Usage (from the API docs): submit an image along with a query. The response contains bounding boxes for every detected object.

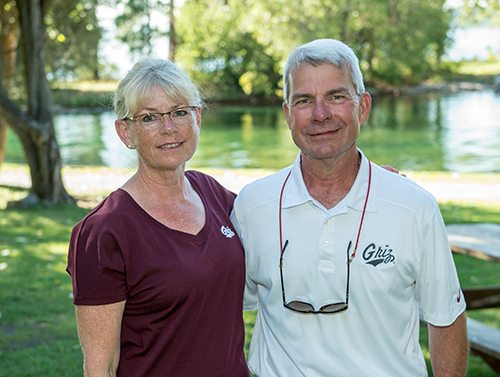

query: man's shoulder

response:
[373,163,438,212]
[235,167,291,209]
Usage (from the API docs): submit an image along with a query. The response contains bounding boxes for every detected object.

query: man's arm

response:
[428,311,468,377]
[75,300,126,377]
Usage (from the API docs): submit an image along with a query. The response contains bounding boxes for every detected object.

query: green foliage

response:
[451,0,500,28]
[175,0,452,99]
[113,0,170,60]
[176,0,282,101]
[44,0,102,81]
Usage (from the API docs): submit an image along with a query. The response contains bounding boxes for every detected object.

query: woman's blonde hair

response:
[114,58,203,119]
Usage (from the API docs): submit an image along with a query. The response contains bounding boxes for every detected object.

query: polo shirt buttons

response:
[324,241,330,247]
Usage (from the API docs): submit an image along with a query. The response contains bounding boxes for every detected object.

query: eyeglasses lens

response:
[136,107,196,129]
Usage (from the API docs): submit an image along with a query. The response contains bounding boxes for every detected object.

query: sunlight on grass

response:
[51,80,119,92]
[439,201,500,225]
[457,61,500,76]
[0,180,499,376]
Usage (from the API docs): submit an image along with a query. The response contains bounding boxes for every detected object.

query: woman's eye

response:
[142,114,157,123]
[173,110,189,118]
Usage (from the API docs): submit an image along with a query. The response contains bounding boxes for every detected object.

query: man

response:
[231,39,468,377]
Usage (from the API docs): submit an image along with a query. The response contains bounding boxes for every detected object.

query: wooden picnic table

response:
[445,223,500,372]
[447,223,500,263]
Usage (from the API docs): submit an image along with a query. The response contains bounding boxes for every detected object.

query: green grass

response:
[0,188,89,376]
[439,60,500,85]
[455,60,500,77]
[0,177,499,376]
[50,80,118,109]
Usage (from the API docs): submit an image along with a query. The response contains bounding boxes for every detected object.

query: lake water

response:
[5,89,500,173]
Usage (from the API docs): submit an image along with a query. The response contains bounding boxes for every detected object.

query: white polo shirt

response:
[231,150,465,377]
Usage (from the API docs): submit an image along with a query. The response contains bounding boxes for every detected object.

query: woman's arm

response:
[75,300,126,377]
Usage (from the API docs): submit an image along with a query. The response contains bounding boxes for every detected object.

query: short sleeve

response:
[231,205,260,311]
[415,206,466,326]
[67,208,129,306]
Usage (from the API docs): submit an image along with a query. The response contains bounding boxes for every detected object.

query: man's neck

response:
[301,149,361,210]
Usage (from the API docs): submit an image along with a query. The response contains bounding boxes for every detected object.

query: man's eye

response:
[294,99,310,106]
[331,95,346,102]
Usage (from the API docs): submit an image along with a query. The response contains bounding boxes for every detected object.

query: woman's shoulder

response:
[186,170,234,194]
[74,189,136,232]
[185,170,236,209]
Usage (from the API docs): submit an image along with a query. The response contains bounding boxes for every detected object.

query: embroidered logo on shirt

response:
[221,225,235,238]
[362,243,396,267]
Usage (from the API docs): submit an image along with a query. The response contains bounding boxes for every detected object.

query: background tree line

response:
[0,0,498,206]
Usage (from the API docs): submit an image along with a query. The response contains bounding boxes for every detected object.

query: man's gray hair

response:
[283,39,365,104]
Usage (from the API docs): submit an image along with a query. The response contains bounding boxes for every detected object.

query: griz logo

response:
[362,243,396,267]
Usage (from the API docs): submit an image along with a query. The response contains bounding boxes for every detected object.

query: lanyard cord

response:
[279,160,372,265]
[349,161,372,264]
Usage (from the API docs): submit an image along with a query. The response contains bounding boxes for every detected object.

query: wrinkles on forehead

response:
[288,63,356,102]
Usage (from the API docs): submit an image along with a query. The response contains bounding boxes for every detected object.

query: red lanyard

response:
[279,160,372,265]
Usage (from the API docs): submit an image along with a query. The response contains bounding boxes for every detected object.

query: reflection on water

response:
[362,90,500,173]
[4,90,500,173]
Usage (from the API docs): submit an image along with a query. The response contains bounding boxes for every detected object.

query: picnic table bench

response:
[446,223,500,373]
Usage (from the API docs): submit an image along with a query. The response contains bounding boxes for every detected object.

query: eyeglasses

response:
[278,161,372,314]
[122,106,198,129]
[280,239,352,314]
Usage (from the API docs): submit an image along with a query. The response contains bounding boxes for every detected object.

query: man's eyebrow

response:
[325,87,352,96]
[290,92,313,103]
[291,87,354,103]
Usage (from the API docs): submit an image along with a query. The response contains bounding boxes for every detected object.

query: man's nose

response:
[311,101,332,122]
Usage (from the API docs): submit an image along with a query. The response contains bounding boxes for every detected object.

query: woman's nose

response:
[159,114,178,135]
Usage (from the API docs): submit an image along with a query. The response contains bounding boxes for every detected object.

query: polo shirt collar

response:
[281,149,378,213]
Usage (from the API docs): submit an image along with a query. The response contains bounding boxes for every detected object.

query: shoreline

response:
[1,164,499,204]
[50,81,499,113]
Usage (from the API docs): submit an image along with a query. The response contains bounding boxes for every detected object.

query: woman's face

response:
[115,87,201,173]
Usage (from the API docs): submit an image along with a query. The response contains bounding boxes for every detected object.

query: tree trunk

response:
[0,0,20,171]
[169,0,175,60]
[0,0,74,207]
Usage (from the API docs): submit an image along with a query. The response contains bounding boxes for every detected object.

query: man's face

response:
[283,63,371,164]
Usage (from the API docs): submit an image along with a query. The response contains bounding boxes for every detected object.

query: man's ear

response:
[283,101,292,130]
[358,92,372,125]
[115,119,134,149]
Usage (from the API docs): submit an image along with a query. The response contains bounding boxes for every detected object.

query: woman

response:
[67,58,250,376]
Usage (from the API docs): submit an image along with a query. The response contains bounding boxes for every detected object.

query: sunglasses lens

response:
[320,303,348,313]
[286,301,315,312]
[286,301,347,313]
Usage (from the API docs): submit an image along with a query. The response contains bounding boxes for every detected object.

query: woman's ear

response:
[115,119,134,149]
[195,106,202,132]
